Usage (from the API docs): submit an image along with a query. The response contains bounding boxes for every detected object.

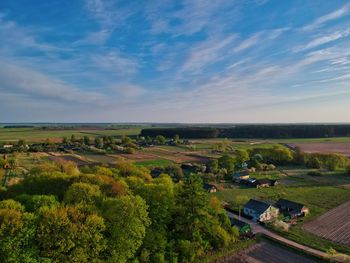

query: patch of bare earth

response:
[289,142,350,156]
[303,200,350,247]
[215,242,318,263]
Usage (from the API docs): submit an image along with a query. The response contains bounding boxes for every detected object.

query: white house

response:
[243,199,279,222]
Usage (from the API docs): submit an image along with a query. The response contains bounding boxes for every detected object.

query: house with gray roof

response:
[243,199,279,222]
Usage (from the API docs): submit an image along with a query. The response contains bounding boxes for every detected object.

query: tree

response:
[232,195,249,219]
[174,134,180,143]
[173,174,237,261]
[36,206,106,262]
[83,136,90,145]
[70,134,76,143]
[235,149,249,168]
[134,175,175,262]
[155,135,166,145]
[0,200,38,262]
[102,195,150,262]
[164,164,184,182]
[206,159,219,173]
[62,137,68,144]
[218,155,235,173]
[94,137,103,148]
[64,182,102,205]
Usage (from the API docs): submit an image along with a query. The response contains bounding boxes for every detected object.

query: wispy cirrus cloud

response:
[302,3,350,31]
[293,30,350,52]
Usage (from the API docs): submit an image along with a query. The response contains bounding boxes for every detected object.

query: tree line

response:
[141,124,350,139]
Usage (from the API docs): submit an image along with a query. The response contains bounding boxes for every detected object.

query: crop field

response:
[225,242,318,263]
[47,154,90,166]
[303,200,350,247]
[0,127,142,142]
[288,142,350,156]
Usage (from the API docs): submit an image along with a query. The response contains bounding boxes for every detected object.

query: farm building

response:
[243,199,279,222]
[253,179,278,188]
[239,178,277,188]
[203,183,217,193]
[276,199,309,218]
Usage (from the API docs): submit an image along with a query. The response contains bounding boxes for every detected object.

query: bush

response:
[272,220,290,232]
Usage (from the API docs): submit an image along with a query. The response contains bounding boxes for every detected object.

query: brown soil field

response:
[144,147,209,163]
[216,242,318,263]
[47,154,90,167]
[303,200,350,247]
[289,142,350,156]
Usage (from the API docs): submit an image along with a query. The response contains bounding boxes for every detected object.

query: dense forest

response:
[0,161,239,263]
[141,124,350,139]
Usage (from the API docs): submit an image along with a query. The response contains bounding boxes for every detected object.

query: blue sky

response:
[1,0,350,123]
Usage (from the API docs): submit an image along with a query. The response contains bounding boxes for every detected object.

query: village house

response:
[243,199,279,222]
[276,199,309,218]
[203,183,217,193]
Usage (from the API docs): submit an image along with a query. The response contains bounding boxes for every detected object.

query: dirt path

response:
[226,211,328,260]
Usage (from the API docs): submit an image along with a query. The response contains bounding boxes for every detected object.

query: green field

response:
[0,127,142,142]
[135,159,174,168]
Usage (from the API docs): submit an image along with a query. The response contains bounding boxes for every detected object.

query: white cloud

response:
[180,34,237,73]
[293,30,350,52]
[0,62,106,105]
[91,51,139,75]
[302,3,350,31]
[233,28,288,53]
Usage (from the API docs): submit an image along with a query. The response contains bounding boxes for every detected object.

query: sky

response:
[1,0,350,123]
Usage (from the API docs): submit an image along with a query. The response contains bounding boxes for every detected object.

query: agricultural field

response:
[222,241,319,263]
[304,200,350,247]
[0,127,142,142]
[288,142,350,156]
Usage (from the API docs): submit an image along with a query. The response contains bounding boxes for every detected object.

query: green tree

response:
[102,195,150,262]
[155,135,166,145]
[218,155,235,173]
[83,136,90,145]
[206,159,219,173]
[64,182,102,206]
[37,206,106,262]
[0,200,38,262]
[235,149,249,168]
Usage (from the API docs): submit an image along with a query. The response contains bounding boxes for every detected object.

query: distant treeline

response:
[3,125,34,128]
[141,125,350,139]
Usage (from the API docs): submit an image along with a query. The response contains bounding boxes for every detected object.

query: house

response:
[233,170,250,182]
[3,145,13,149]
[203,183,217,193]
[276,199,309,218]
[253,179,278,188]
[243,199,279,222]
[230,218,251,235]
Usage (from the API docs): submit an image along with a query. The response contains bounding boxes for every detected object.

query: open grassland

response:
[220,241,319,263]
[304,200,350,247]
[0,127,142,142]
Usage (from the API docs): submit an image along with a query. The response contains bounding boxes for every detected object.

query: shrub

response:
[272,220,290,232]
